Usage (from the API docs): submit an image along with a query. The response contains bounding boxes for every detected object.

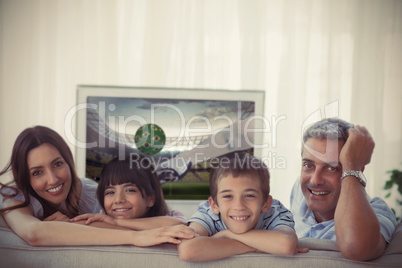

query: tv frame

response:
[74,85,265,199]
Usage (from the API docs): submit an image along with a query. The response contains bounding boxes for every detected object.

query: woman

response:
[0,126,196,246]
[0,126,99,220]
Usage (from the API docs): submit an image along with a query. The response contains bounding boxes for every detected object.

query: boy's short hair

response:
[209,152,270,204]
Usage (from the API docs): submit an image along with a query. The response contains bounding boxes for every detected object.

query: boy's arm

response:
[216,227,298,256]
[178,222,255,262]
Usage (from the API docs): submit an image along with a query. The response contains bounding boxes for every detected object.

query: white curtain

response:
[1,0,401,213]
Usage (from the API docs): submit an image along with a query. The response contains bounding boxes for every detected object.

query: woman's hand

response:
[70,213,117,226]
[132,225,199,247]
[43,211,70,222]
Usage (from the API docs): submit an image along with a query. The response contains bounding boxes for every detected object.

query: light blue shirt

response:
[189,199,295,236]
[290,178,397,243]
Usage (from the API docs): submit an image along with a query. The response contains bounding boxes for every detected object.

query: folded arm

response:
[215,227,298,256]
[178,222,255,262]
[335,177,386,260]
[2,200,196,247]
[336,126,386,260]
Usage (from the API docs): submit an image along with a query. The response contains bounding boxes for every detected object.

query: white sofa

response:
[1,216,401,268]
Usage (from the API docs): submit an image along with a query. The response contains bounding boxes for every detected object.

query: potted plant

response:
[384,168,402,224]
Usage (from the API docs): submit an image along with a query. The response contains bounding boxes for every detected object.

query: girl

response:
[71,155,187,230]
[0,126,197,247]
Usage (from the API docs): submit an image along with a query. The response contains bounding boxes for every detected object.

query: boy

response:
[178,153,303,262]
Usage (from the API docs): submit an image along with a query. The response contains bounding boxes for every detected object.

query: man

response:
[290,118,397,261]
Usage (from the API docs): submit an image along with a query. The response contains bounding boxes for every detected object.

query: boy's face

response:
[209,174,272,234]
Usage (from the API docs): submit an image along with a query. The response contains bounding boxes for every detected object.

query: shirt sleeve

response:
[79,178,102,214]
[188,200,224,236]
[0,187,44,219]
[166,210,187,221]
[370,197,398,243]
[260,199,295,231]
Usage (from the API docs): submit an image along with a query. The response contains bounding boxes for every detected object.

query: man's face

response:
[209,174,272,234]
[301,138,345,222]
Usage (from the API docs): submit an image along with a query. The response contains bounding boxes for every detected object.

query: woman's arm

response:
[2,200,196,246]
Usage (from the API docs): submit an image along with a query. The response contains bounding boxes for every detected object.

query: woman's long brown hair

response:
[0,126,81,219]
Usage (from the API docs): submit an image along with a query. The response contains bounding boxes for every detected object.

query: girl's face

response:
[103,183,155,219]
[28,143,72,206]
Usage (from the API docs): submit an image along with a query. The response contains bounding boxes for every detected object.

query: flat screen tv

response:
[73,85,265,200]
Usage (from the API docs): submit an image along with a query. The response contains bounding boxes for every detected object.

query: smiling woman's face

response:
[300,138,345,223]
[28,143,72,206]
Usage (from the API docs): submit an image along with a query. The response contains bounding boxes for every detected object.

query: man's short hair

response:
[209,152,270,204]
[303,118,354,144]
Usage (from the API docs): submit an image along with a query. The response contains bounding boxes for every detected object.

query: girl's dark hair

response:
[96,154,168,217]
[0,126,81,219]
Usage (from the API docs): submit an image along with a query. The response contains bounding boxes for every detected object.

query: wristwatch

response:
[340,170,367,187]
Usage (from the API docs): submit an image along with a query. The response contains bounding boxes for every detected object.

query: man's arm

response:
[215,227,298,256]
[177,222,255,262]
[335,125,386,261]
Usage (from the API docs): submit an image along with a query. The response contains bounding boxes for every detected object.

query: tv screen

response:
[73,85,265,200]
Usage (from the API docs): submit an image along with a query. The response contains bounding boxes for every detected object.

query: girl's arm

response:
[2,200,196,247]
[44,211,133,230]
[116,216,186,230]
[71,213,186,230]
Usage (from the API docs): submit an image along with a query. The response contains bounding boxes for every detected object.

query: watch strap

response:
[340,170,366,187]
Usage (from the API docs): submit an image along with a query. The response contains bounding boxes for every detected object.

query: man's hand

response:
[339,125,375,172]
[295,246,309,254]
[43,211,70,222]
[70,213,117,226]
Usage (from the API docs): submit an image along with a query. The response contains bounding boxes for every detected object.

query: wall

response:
[0,0,401,215]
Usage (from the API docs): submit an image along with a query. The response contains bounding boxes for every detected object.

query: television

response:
[72,85,265,201]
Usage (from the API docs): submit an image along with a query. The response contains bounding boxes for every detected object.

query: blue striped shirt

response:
[189,199,295,236]
[290,178,397,243]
